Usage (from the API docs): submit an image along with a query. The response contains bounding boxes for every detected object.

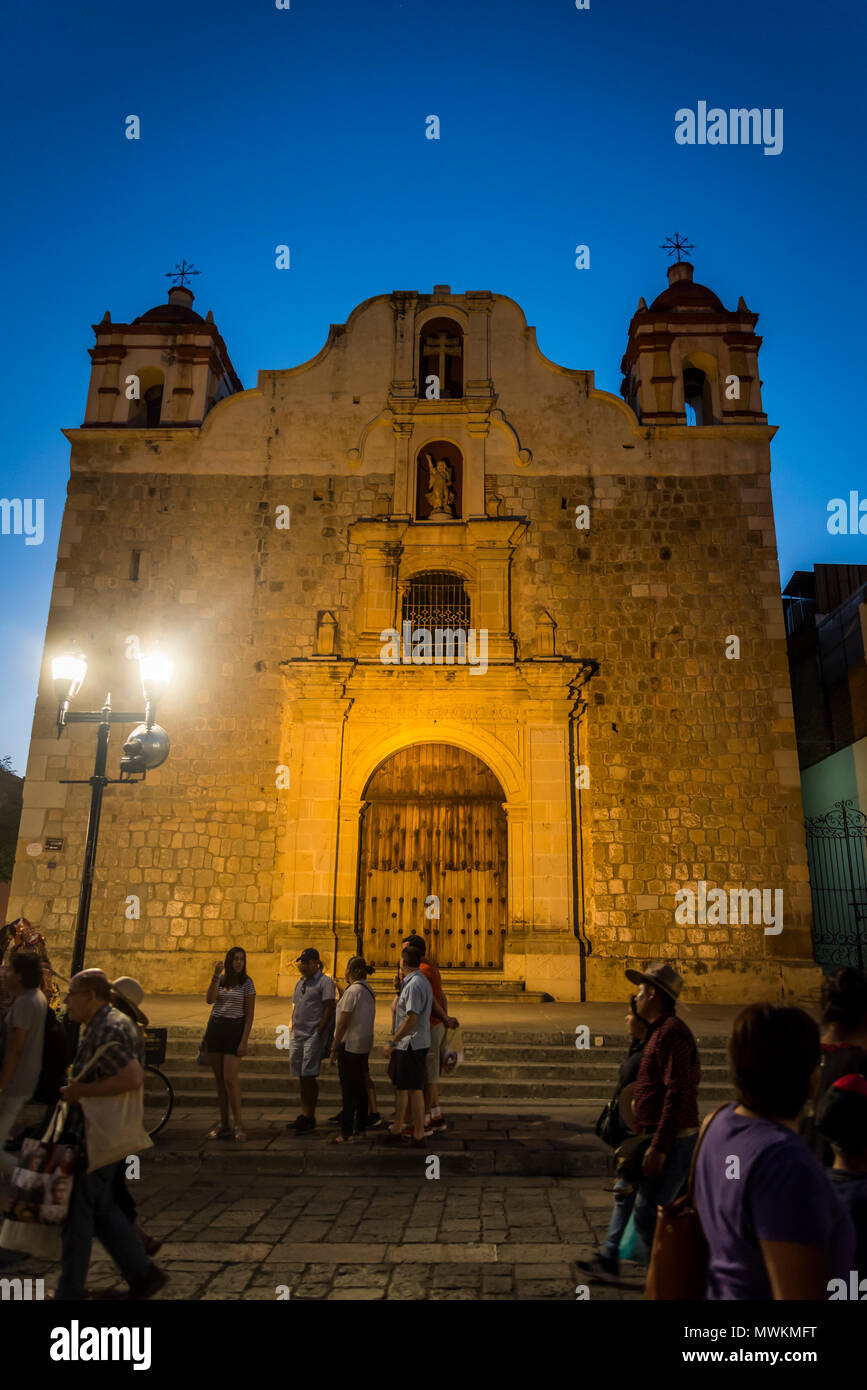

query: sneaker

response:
[128,1265,169,1301]
[575,1254,621,1285]
[366,1112,385,1129]
[292,1115,316,1134]
[430,1116,448,1132]
[327,1111,345,1125]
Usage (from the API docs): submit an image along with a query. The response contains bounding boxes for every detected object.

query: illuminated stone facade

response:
[7,271,819,1002]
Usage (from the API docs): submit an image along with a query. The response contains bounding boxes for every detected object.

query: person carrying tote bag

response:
[52,968,167,1302]
[74,1041,153,1172]
[644,1104,728,1300]
[0,1102,78,1260]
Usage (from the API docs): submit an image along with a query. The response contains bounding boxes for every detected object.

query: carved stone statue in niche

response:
[424,452,456,519]
[415,440,462,520]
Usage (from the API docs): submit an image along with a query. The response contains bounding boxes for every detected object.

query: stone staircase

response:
[359,972,551,1004]
[141,1026,735,1175]
[152,1028,735,1113]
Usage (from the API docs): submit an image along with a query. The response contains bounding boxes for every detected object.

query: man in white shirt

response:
[384,945,432,1144]
[0,951,47,1172]
[288,948,336,1134]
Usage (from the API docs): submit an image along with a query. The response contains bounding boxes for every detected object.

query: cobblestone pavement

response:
[1,1160,646,1302]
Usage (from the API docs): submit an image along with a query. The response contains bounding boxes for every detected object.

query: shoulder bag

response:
[644,1104,729,1300]
[76,1041,154,1174]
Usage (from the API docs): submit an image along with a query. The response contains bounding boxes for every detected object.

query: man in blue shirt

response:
[384,945,432,1144]
[288,948,336,1134]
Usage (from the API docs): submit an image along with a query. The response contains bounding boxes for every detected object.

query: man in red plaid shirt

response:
[625,962,701,1264]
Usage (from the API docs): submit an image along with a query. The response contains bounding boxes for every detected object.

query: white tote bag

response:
[440,1023,464,1073]
[76,1043,154,1174]
[0,1101,72,1259]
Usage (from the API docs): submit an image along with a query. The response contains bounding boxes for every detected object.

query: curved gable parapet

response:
[587,384,641,431]
[260,292,397,384]
[487,297,641,442]
[199,384,263,436]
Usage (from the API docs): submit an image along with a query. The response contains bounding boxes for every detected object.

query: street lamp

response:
[51,647,173,985]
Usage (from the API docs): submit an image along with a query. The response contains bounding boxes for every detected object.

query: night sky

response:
[1,0,865,769]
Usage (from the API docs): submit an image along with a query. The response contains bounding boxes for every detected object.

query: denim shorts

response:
[289,1030,323,1078]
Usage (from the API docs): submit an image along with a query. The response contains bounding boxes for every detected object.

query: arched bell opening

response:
[127,366,165,427]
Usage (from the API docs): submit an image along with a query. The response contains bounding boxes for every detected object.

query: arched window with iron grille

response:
[401,571,471,634]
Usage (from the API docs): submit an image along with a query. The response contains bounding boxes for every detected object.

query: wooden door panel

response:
[358,745,507,970]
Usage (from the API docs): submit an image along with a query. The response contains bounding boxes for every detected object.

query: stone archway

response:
[357,742,507,970]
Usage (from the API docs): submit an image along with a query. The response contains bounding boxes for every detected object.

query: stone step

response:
[158,1056,732,1081]
[158,1039,730,1063]
[144,1135,614,1178]
[153,1025,732,1048]
[365,980,551,1000]
[158,1080,735,1105]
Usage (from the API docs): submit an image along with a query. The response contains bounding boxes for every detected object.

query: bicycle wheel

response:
[143,1065,174,1137]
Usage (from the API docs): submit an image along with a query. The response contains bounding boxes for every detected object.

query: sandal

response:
[207,1124,232,1140]
[329,1133,351,1144]
[234,1127,247,1143]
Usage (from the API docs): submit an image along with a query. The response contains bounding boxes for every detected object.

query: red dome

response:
[649,279,724,312]
[132,303,204,325]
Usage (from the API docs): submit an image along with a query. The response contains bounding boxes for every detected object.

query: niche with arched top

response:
[415,440,463,520]
[418,317,463,399]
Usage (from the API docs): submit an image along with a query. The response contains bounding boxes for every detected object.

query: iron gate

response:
[805,799,867,970]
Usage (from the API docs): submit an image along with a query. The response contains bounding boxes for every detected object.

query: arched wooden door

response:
[357,743,507,970]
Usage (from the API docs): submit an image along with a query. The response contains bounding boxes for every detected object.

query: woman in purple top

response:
[694,1004,855,1300]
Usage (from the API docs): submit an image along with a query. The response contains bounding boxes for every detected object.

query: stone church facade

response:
[8,265,818,1001]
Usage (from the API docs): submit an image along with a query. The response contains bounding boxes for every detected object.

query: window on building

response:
[419,318,463,399]
[401,571,470,634]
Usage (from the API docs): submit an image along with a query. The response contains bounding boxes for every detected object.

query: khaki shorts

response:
[425,1023,445,1084]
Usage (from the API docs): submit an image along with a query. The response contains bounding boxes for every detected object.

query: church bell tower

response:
[620,258,767,427]
[82,273,242,428]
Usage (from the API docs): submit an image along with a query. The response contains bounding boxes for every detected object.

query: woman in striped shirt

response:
[203,946,255,1142]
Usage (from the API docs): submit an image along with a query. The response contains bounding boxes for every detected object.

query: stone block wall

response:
[495,467,814,1001]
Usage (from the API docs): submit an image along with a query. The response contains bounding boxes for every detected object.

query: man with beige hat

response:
[109,976,149,1028]
[624,961,701,1265]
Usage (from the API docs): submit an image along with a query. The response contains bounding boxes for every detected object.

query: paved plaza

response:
[0,1000,744,1301]
[1,1161,645,1301]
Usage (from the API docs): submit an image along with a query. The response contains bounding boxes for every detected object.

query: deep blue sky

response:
[1,0,865,772]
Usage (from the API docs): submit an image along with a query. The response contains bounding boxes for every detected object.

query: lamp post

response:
[52,649,173,984]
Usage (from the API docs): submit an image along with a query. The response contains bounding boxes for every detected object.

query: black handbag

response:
[595,1097,625,1149]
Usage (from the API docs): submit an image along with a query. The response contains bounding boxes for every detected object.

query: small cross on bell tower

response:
[164,259,201,312]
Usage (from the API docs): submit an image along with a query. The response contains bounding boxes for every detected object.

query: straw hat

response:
[110,976,149,1027]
